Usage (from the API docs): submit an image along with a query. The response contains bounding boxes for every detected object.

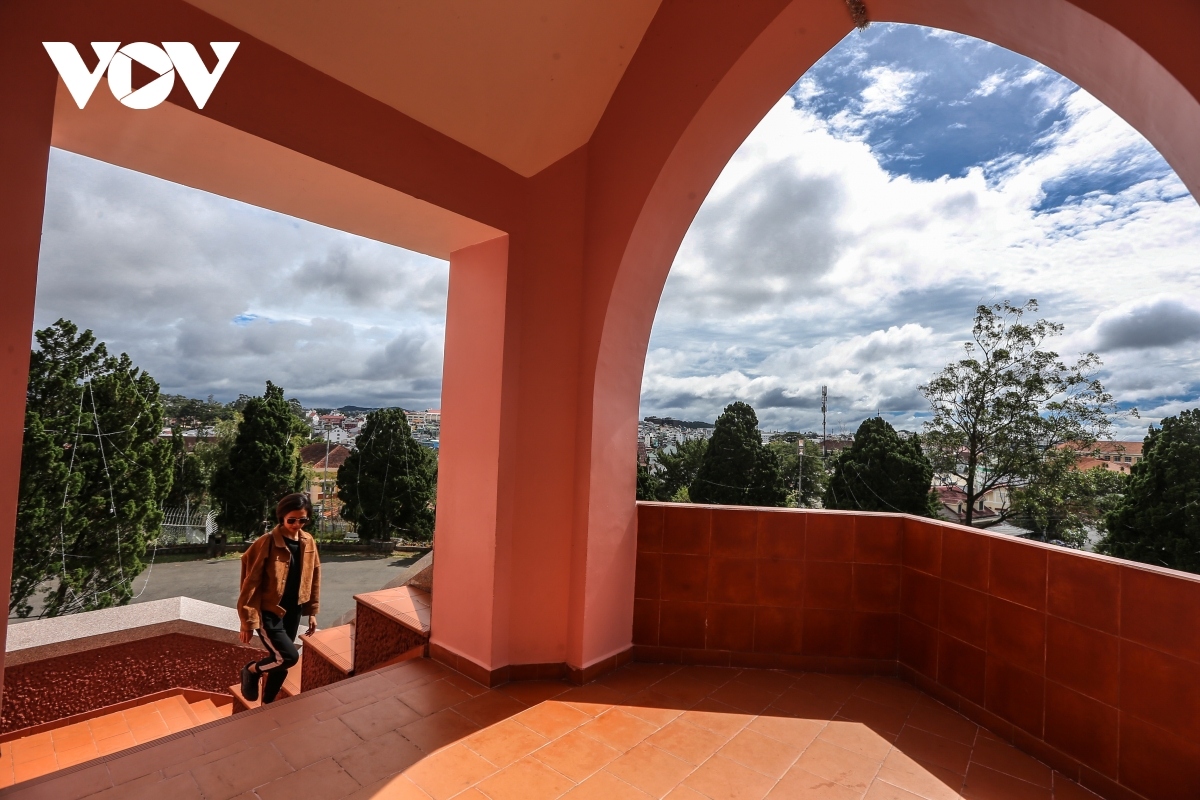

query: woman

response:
[236,493,321,704]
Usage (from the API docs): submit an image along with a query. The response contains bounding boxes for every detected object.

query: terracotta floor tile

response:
[9,732,54,762]
[853,679,923,714]
[155,697,200,733]
[399,707,479,754]
[905,699,980,747]
[338,695,422,740]
[600,663,679,695]
[474,755,575,800]
[88,770,200,800]
[532,729,621,782]
[664,785,711,800]
[678,702,753,738]
[968,737,1052,789]
[730,670,797,696]
[453,689,527,727]
[677,666,740,686]
[877,750,964,799]
[466,718,550,768]
[683,754,777,800]
[648,675,718,707]
[329,673,399,705]
[963,763,1052,800]
[382,658,449,690]
[707,681,783,715]
[819,720,894,761]
[89,713,132,740]
[795,738,882,793]
[836,696,910,738]
[255,757,361,800]
[497,680,573,706]
[271,717,363,769]
[334,730,424,787]
[719,728,805,779]
[1050,774,1101,800]
[107,731,205,786]
[768,767,864,800]
[343,773,431,800]
[563,768,655,799]
[622,692,688,726]
[55,741,100,768]
[746,714,825,747]
[441,670,491,698]
[516,702,594,740]
[404,743,498,800]
[50,721,94,751]
[894,727,972,776]
[399,679,474,716]
[645,718,729,765]
[791,673,863,704]
[189,742,295,800]
[94,731,139,757]
[0,757,14,789]
[127,716,171,745]
[578,709,659,752]
[770,686,845,720]
[13,753,60,784]
[605,742,696,797]
[864,779,927,800]
[557,684,629,716]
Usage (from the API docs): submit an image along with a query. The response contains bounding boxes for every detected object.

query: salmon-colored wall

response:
[633,503,1200,800]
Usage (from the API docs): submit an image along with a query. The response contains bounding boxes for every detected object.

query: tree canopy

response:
[690,402,786,507]
[1099,410,1200,573]
[920,300,1120,526]
[210,382,307,537]
[338,408,437,541]
[823,417,934,515]
[15,320,172,617]
[767,438,827,508]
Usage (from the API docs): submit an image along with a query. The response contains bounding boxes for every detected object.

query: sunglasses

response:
[283,517,309,525]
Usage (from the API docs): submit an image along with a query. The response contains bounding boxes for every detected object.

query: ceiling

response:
[183,0,663,177]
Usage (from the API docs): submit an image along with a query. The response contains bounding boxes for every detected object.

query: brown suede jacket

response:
[236,525,321,632]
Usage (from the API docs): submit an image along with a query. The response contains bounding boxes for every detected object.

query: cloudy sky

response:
[36,24,1200,434]
[643,24,1200,438]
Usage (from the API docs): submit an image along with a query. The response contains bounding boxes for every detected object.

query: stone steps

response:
[0,690,234,788]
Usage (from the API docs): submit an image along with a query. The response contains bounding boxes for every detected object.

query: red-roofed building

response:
[299,442,352,514]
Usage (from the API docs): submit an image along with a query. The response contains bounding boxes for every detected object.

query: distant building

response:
[1065,441,1144,474]
[299,442,352,517]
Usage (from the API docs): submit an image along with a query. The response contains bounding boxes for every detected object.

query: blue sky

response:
[642,24,1200,438]
[35,24,1200,436]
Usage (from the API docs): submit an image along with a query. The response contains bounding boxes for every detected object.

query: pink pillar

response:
[0,6,58,699]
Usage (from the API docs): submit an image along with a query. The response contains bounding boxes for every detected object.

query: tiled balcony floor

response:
[0,659,1100,800]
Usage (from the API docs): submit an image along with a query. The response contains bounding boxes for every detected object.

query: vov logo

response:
[42,42,239,110]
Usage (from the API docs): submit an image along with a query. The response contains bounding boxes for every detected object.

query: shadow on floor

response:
[1,660,1099,799]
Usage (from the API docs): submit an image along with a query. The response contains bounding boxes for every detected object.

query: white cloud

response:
[644,80,1200,432]
[971,71,1007,98]
[858,66,924,116]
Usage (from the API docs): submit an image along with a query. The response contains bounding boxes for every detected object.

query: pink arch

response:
[575,0,1200,662]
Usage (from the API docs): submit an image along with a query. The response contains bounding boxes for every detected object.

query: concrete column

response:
[0,6,59,700]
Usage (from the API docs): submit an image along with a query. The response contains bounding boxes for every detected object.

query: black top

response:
[281,537,302,610]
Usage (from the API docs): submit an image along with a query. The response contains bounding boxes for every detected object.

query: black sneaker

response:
[241,662,260,702]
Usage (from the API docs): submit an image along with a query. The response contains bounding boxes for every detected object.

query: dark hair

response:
[275,492,313,522]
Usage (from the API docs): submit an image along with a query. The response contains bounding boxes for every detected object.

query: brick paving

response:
[0,659,1101,799]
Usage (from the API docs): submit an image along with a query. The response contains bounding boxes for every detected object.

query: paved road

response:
[11,551,425,627]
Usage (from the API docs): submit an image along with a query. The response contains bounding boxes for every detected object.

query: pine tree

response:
[337,409,437,541]
[824,417,934,516]
[210,382,306,537]
[1099,410,1200,573]
[15,320,173,617]
[690,402,786,507]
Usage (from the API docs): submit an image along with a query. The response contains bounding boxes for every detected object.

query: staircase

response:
[0,690,233,788]
[227,585,430,710]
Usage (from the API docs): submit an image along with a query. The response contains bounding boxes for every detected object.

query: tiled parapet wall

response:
[898,515,1200,800]
[633,503,903,671]
[633,502,1200,800]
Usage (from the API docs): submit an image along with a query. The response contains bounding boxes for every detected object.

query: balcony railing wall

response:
[633,502,1200,800]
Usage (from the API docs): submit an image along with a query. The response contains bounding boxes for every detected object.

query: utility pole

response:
[821,385,828,466]
[796,435,803,507]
